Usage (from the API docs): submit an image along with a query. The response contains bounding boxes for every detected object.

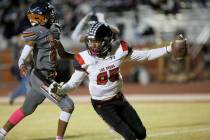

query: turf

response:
[0,102,210,140]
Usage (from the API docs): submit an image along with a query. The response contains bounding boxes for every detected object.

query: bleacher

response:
[0,2,210,87]
[0,48,16,87]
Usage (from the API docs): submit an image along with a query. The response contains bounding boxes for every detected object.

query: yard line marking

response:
[1,93,210,103]
[126,94,210,102]
[149,127,210,137]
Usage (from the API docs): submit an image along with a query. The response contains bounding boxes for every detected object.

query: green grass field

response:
[0,102,210,140]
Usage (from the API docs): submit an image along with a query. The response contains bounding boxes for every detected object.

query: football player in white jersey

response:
[70,12,120,133]
[50,22,172,140]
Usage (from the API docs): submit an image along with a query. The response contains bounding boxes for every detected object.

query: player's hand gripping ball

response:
[171,34,188,61]
[49,82,67,97]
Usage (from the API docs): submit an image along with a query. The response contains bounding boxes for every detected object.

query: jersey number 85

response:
[97,67,119,85]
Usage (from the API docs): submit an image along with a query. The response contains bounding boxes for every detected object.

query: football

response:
[171,34,188,61]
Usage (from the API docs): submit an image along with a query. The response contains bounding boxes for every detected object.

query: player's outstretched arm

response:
[129,34,187,61]
[57,41,74,59]
[129,43,172,61]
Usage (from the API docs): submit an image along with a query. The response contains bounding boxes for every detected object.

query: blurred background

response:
[0,0,210,104]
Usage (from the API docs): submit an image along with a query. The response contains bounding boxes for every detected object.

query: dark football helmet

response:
[86,22,113,58]
[27,2,56,26]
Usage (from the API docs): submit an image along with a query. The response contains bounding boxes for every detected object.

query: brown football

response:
[172,34,187,61]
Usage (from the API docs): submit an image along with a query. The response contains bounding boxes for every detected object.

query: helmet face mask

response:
[27,13,48,26]
[87,39,110,57]
[27,2,56,26]
[86,22,113,58]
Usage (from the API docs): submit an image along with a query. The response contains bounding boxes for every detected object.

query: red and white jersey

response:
[74,40,130,100]
[63,40,170,100]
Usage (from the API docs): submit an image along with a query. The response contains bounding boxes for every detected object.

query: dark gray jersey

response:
[20,24,74,114]
[21,24,60,71]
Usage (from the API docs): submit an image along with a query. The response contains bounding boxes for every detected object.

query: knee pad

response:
[60,102,74,122]
[60,97,75,113]
[59,111,71,122]
[62,102,74,113]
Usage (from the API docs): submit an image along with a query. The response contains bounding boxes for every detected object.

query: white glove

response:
[49,82,68,96]
[49,81,58,93]
[166,42,172,53]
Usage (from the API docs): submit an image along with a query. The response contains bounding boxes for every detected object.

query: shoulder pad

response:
[74,51,95,69]
[115,40,132,58]
[21,27,38,42]
[50,23,61,40]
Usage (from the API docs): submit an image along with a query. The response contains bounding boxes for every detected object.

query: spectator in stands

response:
[161,0,180,17]
[5,1,31,105]
[201,44,210,78]
[9,65,30,105]
[197,0,208,8]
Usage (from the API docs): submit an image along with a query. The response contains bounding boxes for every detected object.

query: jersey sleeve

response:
[115,40,133,59]
[62,69,87,92]
[129,47,168,61]
[21,27,38,42]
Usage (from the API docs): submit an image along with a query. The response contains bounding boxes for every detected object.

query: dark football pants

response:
[91,94,146,140]
[22,69,74,116]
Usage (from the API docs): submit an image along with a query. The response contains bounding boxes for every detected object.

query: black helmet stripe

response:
[88,22,103,39]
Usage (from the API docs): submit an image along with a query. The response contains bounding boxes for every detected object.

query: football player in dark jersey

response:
[0,2,74,140]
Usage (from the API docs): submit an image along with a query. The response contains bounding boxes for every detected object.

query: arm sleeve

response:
[18,44,33,67]
[129,45,171,61]
[71,15,89,42]
[62,70,87,92]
